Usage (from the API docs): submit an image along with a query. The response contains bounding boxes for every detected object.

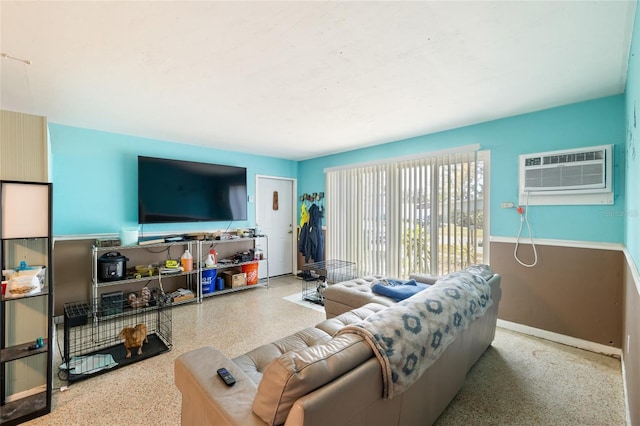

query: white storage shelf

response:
[200,236,269,299]
[91,240,200,304]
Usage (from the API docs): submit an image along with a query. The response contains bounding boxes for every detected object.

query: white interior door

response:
[256,176,295,277]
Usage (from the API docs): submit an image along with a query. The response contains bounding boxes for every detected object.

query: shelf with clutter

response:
[62,231,269,384]
[199,233,268,299]
[91,231,268,304]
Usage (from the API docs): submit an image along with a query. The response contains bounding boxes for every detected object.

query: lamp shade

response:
[1,181,50,239]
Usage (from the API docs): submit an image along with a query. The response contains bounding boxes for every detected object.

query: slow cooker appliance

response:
[98,252,128,282]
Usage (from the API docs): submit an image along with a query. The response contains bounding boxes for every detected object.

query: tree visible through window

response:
[325,148,488,278]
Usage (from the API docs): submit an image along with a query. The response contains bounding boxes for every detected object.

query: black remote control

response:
[216,368,236,386]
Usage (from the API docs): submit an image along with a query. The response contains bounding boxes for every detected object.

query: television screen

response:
[138,156,247,224]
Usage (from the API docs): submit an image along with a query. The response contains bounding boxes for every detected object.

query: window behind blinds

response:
[325,148,487,278]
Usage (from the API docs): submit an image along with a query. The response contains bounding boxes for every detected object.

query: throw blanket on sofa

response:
[337,270,493,399]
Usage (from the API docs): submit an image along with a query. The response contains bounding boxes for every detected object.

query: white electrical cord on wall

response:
[514,191,538,268]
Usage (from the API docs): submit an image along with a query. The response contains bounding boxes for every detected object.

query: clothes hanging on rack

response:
[298,203,324,263]
[299,204,309,229]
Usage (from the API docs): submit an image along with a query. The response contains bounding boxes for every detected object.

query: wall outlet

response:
[501,202,515,209]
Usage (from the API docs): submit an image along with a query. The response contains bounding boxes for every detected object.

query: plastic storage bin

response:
[202,268,217,294]
[242,262,259,285]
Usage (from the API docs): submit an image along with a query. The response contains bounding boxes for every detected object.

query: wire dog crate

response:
[301,259,356,305]
[61,294,172,383]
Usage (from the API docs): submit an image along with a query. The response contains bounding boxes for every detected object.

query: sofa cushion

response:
[315,302,386,336]
[233,327,331,384]
[252,333,374,425]
[323,275,396,314]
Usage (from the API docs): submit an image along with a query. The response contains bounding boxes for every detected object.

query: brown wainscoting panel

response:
[623,260,640,423]
[490,241,623,347]
[53,239,94,316]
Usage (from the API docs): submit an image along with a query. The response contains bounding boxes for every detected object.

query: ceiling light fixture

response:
[1,53,31,65]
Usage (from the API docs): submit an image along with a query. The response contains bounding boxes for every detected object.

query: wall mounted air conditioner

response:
[519,144,613,205]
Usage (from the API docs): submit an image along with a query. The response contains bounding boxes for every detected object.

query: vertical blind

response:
[326,148,486,278]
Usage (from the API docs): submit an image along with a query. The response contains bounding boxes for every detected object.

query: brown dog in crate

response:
[118,323,148,358]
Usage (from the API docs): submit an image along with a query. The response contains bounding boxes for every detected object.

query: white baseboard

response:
[489,236,624,252]
[497,319,622,357]
[621,354,631,426]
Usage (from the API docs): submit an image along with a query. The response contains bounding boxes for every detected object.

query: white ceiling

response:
[0,1,637,161]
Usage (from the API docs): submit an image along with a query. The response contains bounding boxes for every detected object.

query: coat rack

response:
[299,192,325,227]
[300,192,324,203]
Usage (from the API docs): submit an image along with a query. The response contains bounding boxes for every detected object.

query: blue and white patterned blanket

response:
[337,270,493,399]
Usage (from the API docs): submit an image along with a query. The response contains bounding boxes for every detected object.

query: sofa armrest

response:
[409,273,439,285]
[284,358,391,426]
[175,346,264,426]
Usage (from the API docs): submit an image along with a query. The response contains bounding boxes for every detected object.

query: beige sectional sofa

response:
[175,268,501,426]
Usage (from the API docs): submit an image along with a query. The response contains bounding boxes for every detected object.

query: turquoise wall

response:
[50,76,630,246]
[625,3,640,267]
[49,124,297,236]
[299,96,626,243]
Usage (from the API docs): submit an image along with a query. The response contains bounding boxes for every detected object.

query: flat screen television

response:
[138,156,247,224]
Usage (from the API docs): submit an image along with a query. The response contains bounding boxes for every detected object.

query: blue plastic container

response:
[202,268,217,294]
[216,276,224,291]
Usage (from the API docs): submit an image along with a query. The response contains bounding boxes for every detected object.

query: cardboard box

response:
[170,288,195,303]
[222,271,246,288]
[173,293,195,303]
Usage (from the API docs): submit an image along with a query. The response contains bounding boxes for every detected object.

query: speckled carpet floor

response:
[28,275,625,425]
[435,327,625,425]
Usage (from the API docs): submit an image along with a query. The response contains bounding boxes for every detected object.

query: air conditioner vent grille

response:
[519,144,613,205]
[524,163,604,189]
[542,150,603,165]
[520,145,611,194]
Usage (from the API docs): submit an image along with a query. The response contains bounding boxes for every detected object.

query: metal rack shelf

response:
[95,270,195,288]
[91,236,269,305]
[201,281,268,299]
[91,240,200,303]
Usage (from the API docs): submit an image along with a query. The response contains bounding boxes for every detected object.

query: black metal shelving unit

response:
[0,181,53,425]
